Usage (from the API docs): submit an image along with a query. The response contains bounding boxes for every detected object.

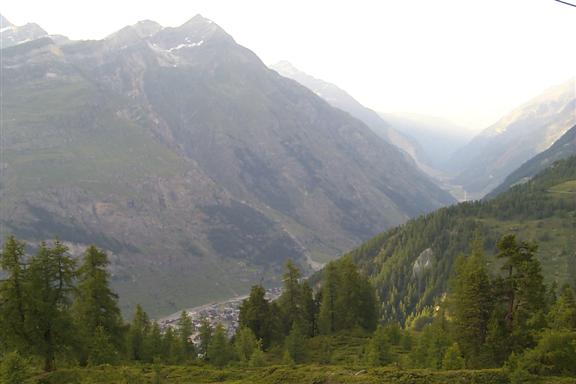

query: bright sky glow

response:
[2,0,575,131]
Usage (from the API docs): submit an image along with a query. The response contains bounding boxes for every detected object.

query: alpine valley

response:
[0,14,454,316]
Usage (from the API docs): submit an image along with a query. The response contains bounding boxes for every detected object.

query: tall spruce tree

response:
[176,311,195,361]
[238,285,274,348]
[318,262,339,334]
[127,304,150,361]
[73,246,124,364]
[207,324,233,368]
[450,237,493,367]
[278,260,302,334]
[25,241,76,371]
[495,235,546,352]
[0,236,30,352]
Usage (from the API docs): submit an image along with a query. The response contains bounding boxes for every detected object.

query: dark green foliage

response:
[235,327,258,364]
[284,322,307,364]
[507,330,576,377]
[238,285,276,348]
[409,311,452,369]
[87,326,120,365]
[318,258,377,334]
[547,285,576,330]
[176,311,195,362]
[127,305,150,361]
[0,237,29,354]
[73,246,124,364]
[346,156,576,325]
[207,324,233,368]
[197,318,212,359]
[24,241,77,372]
[450,238,494,367]
[494,235,546,353]
[442,343,465,370]
[364,325,391,366]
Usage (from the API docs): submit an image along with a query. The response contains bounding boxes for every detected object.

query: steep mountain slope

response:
[487,125,576,198]
[449,79,575,198]
[344,156,576,324]
[0,14,49,48]
[270,61,431,173]
[0,16,454,316]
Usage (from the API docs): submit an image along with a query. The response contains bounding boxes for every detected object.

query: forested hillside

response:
[347,156,576,324]
[487,125,576,198]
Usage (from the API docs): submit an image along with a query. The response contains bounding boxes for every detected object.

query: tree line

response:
[1,234,575,383]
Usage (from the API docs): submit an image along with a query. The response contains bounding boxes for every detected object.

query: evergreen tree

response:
[248,340,266,367]
[442,343,465,370]
[176,311,195,361]
[127,305,150,361]
[547,285,576,330]
[238,285,274,348]
[207,324,232,368]
[88,326,119,365]
[364,325,391,366]
[73,246,124,363]
[278,260,302,333]
[450,237,493,367]
[284,322,307,363]
[300,282,318,337]
[495,235,546,352]
[0,236,29,353]
[235,327,258,364]
[318,262,339,334]
[145,322,163,363]
[198,318,212,359]
[25,241,76,372]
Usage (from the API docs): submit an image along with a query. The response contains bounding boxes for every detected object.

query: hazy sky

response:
[3,0,575,131]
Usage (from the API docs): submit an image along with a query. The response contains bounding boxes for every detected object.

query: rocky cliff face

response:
[1,15,454,316]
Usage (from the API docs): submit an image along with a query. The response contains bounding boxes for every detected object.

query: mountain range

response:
[0,14,454,316]
[487,124,576,198]
[449,78,575,199]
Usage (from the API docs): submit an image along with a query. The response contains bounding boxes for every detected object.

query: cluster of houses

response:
[159,287,282,345]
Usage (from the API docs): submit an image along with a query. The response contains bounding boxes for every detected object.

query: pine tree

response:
[364,325,391,366]
[25,241,76,372]
[450,237,493,367]
[248,340,266,367]
[495,235,546,352]
[300,282,317,337]
[88,326,119,365]
[207,324,232,368]
[284,322,307,364]
[442,343,465,370]
[278,260,302,333]
[547,285,576,330]
[0,236,29,353]
[127,305,150,361]
[176,311,195,361]
[73,246,124,364]
[235,327,258,364]
[145,322,163,363]
[238,285,274,348]
[198,318,212,359]
[318,262,339,334]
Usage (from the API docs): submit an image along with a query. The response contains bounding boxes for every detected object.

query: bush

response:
[0,351,29,384]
